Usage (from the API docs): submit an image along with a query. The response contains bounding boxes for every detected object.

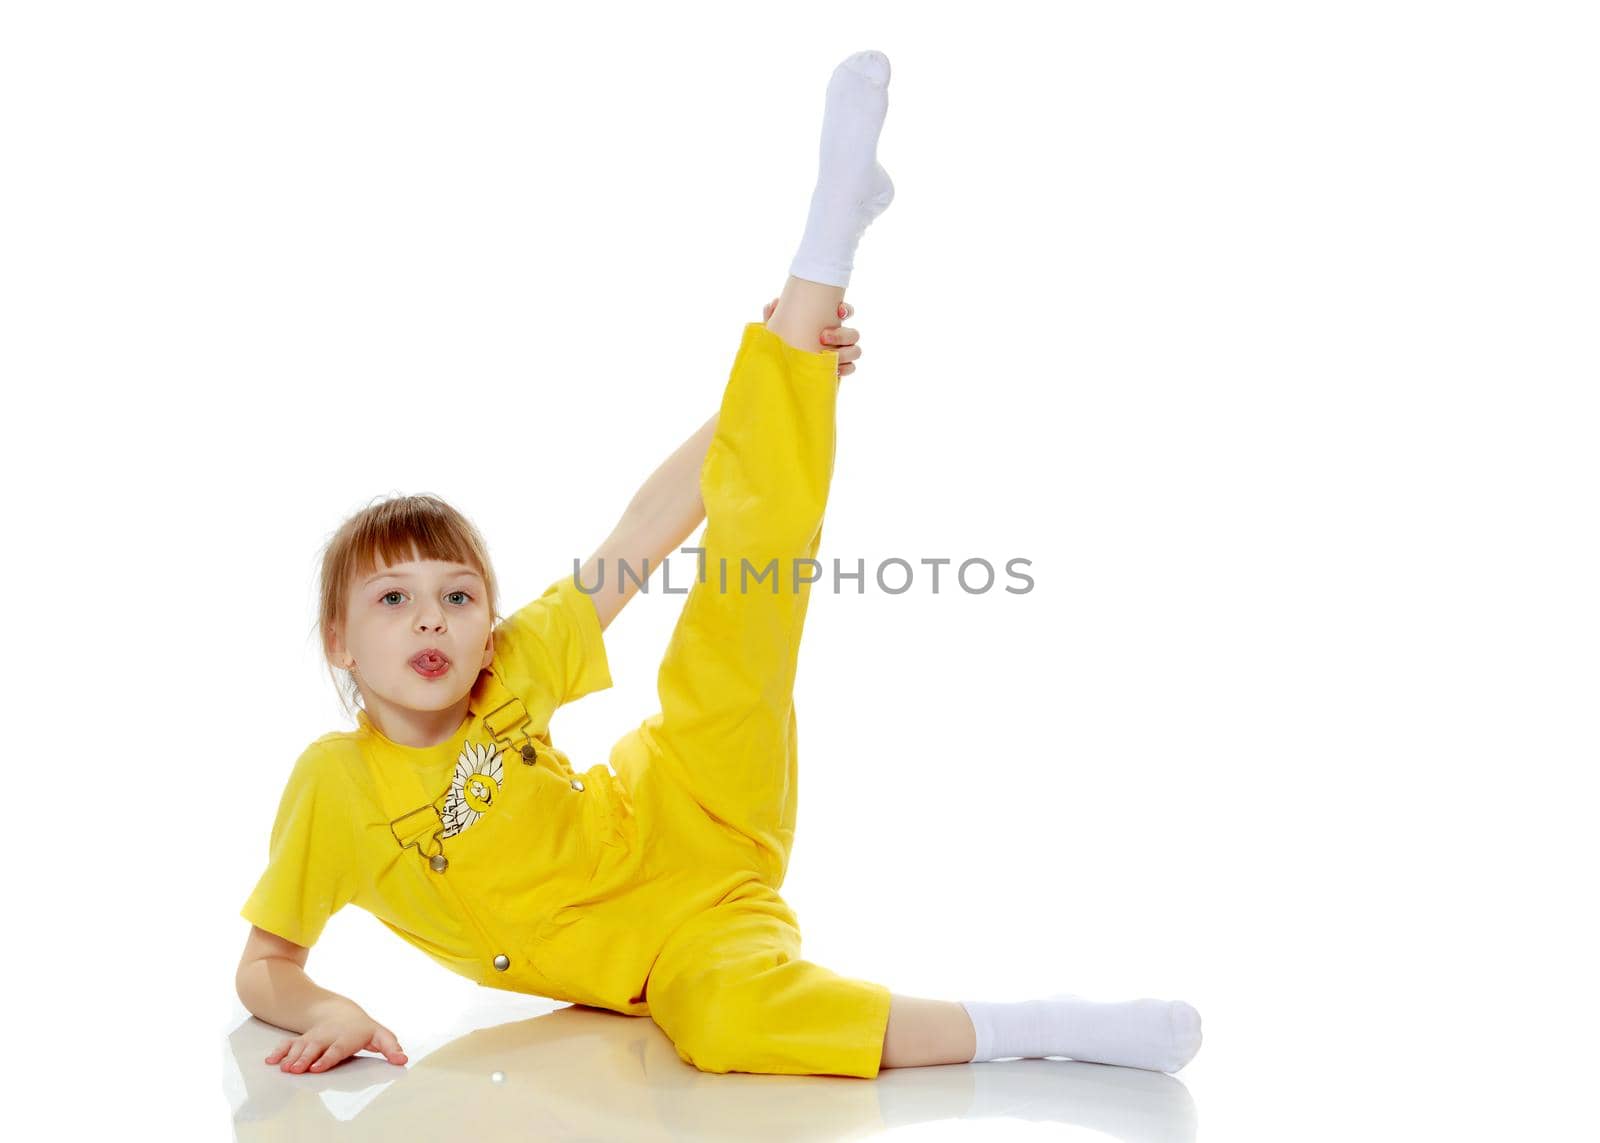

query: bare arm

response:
[235,925,363,1035]
[236,957,365,1033]
[237,925,408,1072]
[579,411,717,633]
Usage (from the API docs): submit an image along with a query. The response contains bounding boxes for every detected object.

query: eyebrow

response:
[363,567,484,586]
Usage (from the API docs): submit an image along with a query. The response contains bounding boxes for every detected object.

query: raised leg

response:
[638,318,840,888]
[622,47,894,885]
[764,46,893,350]
[766,275,847,355]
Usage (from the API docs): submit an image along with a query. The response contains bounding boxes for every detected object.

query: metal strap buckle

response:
[482,696,540,765]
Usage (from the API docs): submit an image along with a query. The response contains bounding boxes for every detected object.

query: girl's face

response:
[330,556,496,716]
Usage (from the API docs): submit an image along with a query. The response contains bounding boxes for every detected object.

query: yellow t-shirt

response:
[240,574,627,995]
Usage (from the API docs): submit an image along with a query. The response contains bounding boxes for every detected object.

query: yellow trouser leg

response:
[645,878,893,1078]
[640,319,840,888]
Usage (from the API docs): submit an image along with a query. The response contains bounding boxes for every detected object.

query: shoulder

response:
[287,731,364,791]
[490,574,613,706]
[302,729,359,762]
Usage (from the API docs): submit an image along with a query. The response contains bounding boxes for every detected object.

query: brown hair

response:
[313,493,503,720]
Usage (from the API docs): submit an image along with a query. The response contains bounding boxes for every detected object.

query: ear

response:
[480,628,496,671]
[326,625,354,670]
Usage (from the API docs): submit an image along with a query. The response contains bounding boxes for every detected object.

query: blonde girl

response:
[237,49,1202,1081]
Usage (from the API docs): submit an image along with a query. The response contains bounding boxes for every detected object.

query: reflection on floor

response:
[225,1000,1197,1142]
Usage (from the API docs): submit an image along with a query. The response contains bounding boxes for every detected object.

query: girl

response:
[237,49,1203,1081]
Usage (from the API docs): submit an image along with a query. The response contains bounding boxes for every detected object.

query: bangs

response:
[343,506,487,586]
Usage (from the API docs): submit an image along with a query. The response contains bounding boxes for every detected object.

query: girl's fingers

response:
[294,1039,328,1072]
[818,326,862,378]
[373,1027,408,1062]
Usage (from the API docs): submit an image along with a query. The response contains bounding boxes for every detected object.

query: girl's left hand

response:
[762,298,861,377]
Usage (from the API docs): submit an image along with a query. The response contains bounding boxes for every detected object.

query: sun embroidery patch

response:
[389,736,511,863]
[440,740,504,838]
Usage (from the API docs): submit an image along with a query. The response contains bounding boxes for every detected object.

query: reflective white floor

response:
[224,999,1198,1141]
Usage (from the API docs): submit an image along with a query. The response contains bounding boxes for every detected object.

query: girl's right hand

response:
[762,298,860,377]
[265,1006,409,1074]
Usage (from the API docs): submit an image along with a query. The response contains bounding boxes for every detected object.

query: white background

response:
[3,1,1595,1138]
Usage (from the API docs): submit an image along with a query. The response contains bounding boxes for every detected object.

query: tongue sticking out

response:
[416,653,446,669]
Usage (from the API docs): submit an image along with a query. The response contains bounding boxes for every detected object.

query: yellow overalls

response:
[242,321,891,1079]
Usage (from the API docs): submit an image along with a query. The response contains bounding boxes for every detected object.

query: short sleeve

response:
[239,744,360,948]
[491,573,613,708]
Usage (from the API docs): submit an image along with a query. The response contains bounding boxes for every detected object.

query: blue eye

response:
[380,590,474,606]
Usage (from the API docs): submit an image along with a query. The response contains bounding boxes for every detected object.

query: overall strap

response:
[479,684,538,767]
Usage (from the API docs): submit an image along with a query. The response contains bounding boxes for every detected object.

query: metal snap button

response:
[570,778,585,792]
[429,854,448,873]
[520,744,537,765]
[493,954,510,971]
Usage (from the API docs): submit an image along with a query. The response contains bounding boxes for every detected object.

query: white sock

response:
[960,993,1204,1073]
[789,50,897,289]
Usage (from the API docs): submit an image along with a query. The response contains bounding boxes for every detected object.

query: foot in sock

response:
[960,993,1204,1073]
[789,50,897,289]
